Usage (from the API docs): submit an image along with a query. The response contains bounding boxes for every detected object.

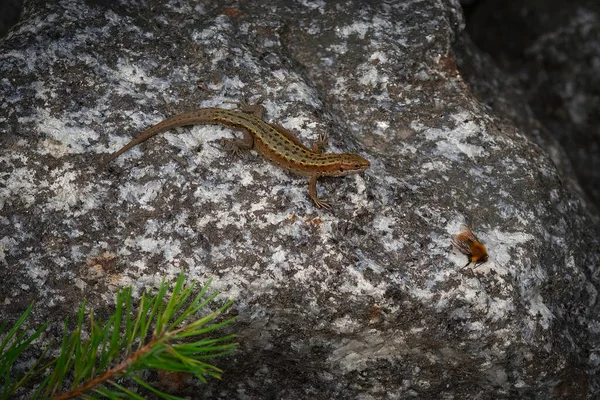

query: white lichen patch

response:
[328,331,415,373]
[372,215,403,252]
[526,293,554,330]
[0,163,37,209]
[0,236,17,266]
[331,315,361,333]
[36,110,101,155]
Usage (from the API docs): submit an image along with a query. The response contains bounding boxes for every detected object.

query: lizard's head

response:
[329,153,370,176]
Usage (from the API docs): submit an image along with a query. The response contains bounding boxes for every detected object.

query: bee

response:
[451,224,488,268]
[368,304,382,325]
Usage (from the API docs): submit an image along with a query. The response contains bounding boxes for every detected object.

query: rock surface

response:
[1,0,599,398]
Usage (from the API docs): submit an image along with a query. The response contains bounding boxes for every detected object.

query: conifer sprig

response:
[0,273,236,399]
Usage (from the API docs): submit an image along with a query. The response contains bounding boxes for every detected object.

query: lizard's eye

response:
[339,167,344,172]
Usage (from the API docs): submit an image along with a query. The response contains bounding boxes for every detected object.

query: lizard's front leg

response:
[308,175,331,209]
[307,133,331,208]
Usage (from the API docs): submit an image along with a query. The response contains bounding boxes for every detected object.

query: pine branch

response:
[0,273,237,399]
[51,338,156,400]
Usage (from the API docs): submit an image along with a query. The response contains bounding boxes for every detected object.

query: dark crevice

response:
[461,0,600,209]
[0,0,23,38]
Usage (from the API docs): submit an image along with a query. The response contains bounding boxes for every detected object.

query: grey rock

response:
[0,0,598,398]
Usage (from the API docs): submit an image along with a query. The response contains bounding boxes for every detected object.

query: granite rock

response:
[0,0,598,398]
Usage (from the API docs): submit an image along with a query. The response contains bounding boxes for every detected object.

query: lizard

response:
[104,104,370,209]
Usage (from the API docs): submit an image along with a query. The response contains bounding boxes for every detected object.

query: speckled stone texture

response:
[1,0,599,398]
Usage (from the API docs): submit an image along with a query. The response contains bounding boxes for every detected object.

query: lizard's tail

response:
[101,108,221,169]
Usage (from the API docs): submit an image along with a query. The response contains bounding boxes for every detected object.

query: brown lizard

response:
[105,105,370,208]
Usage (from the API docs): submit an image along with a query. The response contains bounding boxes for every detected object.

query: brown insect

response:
[451,224,489,268]
[368,304,382,325]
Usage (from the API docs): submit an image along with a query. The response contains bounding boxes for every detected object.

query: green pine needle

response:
[0,304,52,399]
[0,273,237,399]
